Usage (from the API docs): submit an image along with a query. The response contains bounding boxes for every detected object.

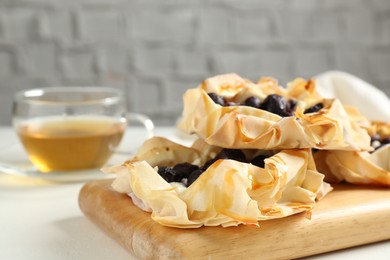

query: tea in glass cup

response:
[12,87,153,173]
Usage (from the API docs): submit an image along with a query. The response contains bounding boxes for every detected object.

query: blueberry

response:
[260,94,291,117]
[173,163,199,179]
[286,99,297,116]
[371,134,381,148]
[370,135,390,151]
[216,149,247,163]
[371,134,380,142]
[376,137,390,150]
[243,96,261,108]
[157,166,177,183]
[371,135,382,151]
[201,158,218,170]
[381,137,390,145]
[187,169,204,187]
[250,155,267,168]
[208,92,225,106]
[304,103,324,114]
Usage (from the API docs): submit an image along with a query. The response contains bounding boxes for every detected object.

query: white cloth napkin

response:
[314,71,390,122]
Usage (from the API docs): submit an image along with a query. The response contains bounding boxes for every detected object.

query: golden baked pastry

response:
[178,73,371,151]
[104,137,332,228]
[315,121,390,186]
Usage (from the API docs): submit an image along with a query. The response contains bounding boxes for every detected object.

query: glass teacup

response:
[12,87,153,173]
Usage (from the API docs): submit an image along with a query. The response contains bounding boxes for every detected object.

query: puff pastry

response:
[178,74,371,151]
[104,137,332,228]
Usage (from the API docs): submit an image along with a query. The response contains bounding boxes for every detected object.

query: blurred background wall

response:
[0,0,389,126]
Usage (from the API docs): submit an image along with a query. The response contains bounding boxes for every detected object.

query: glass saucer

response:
[0,142,130,183]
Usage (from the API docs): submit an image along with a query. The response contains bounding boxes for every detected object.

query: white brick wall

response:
[0,46,15,76]
[369,49,390,81]
[0,0,389,125]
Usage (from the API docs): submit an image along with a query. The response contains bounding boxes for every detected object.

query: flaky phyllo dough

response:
[315,121,390,186]
[178,73,371,151]
[103,137,332,228]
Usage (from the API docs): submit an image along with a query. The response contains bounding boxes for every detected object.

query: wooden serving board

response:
[79,180,390,259]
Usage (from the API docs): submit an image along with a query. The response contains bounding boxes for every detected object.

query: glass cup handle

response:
[114,112,154,155]
[126,112,154,139]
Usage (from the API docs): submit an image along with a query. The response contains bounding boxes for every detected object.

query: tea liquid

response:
[17,116,125,172]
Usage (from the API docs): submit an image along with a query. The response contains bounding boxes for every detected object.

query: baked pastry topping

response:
[103,137,332,228]
[207,92,300,117]
[178,73,371,151]
[314,121,390,186]
[156,148,264,187]
[103,73,390,229]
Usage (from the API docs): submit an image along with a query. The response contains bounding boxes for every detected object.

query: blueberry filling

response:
[371,134,390,151]
[243,96,261,109]
[304,103,324,114]
[215,149,247,163]
[207,92,322,117]
[157,163,200,183]
[260,94,297,117]
[287,100,298,116]
[208,92,226,106]
[157,148,269,187]
[201,158,219,171]
[187,169,204,187]
[249,154,268,168]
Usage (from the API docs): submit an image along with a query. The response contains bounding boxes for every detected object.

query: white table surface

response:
[0,126,389,260]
